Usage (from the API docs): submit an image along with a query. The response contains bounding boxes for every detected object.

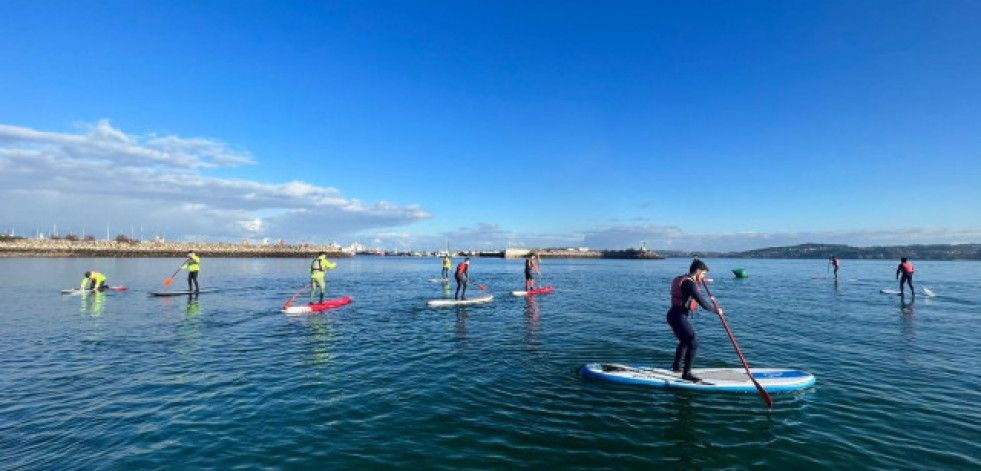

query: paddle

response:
[701,280,774,409]
[163,264,184,287]
[283,283,312,310]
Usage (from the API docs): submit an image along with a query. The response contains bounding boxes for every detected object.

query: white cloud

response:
[0,120,431,241]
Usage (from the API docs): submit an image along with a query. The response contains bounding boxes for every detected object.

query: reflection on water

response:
[80,291,105,317]
[524,296,540,349]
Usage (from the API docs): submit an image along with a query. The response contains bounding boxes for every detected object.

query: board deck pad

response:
[581,363,815,392]
[426,295,494,307]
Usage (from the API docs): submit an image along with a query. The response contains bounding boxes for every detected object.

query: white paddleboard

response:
[581,363,815,392]
[428,278,450,283]
[426,295,493,307]
[880,289,904,295]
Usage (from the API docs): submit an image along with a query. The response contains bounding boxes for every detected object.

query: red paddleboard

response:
[282,296,352,314]
[510,285,553,296]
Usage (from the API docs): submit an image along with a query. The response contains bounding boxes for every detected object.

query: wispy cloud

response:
[0,120,431,241]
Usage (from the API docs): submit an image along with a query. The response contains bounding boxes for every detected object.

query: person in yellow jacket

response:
[310,251,336,304]
[81,271,108,291]
[441,255,451,279]
[182,251,201,293]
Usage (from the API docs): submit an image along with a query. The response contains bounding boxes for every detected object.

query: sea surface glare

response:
[1,257,979,470]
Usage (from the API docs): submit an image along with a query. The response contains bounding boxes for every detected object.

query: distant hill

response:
[657,243,981,261]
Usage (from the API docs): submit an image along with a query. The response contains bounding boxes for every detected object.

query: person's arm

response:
[684,279,720,314]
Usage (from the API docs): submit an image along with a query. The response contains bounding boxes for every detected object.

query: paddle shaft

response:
[701,280,774,409]
[283,283,312,309]
[163,264,184,286]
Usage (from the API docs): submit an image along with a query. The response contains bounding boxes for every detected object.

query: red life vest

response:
[670,275,698,311]
[456,262,468,275]
[900,262,914,275]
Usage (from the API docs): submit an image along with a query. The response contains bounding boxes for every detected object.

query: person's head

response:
[84,271,91,278]
[464,257,470,264]
[318,251,326,257]
[688,259,709,279]
[187,251,195,257]
[901,257,908,263]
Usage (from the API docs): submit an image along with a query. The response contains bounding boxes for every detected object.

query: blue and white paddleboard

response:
[426,295,493,307]
[581,363,815,392]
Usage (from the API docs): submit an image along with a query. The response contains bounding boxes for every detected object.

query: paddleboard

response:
[581,363,815,392]
[510,285,554,297]
[880,289,904,295]
[428,278,451,283]
[282,296,352,314]
[61,286,128,295]
[150,288,219,296]
[426,295,494,307]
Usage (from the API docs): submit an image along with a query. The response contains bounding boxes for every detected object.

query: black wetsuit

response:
[897,263,914,295]
[454,263,469,300]
[666,276,720,377]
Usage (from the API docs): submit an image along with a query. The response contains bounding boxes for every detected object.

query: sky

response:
[2,0,980,252]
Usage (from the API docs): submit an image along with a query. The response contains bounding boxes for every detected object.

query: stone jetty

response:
[0,238,351,258]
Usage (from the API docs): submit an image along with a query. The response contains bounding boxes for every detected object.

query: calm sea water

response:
[1,257,979,470]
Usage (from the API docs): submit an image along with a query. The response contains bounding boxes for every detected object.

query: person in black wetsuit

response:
[666,259,723,383]
[829,255,840,280]
[454,257,470,300]
[896,257,915,297]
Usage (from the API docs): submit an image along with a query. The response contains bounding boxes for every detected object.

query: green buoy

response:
[732,268,748,278]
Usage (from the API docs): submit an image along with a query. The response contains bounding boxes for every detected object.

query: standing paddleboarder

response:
[524,253,541,292]
[182,251,201,293]
[455,257,471,300]
[441,255,451,279]
[666,259,723,383]
[896,257,915,297]
[310,251,336,304]
[829,255,840,280]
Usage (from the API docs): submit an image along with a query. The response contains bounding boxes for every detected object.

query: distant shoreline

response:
[0,239,350,258]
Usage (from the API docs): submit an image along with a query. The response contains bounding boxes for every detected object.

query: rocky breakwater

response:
[0,238,351,258]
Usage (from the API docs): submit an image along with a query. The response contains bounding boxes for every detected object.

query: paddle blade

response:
[163,278,173,286]
[477,285,487,290]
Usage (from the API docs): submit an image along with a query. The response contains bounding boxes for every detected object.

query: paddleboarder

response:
[666,259,723,383]
[81,271,108,291]
[896,257,915,297]
[829,255,840,280]
[455,257,470,300]
[310,251,336,304]
[524,253,541,291]
[181,251,201,293]
[441,255,451,279]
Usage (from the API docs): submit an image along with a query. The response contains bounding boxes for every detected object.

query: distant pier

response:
[0,238,350,258]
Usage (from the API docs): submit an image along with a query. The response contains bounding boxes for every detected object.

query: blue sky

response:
[2,1,979,251]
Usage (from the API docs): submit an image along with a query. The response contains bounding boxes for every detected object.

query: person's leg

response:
[668,313,699,381]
